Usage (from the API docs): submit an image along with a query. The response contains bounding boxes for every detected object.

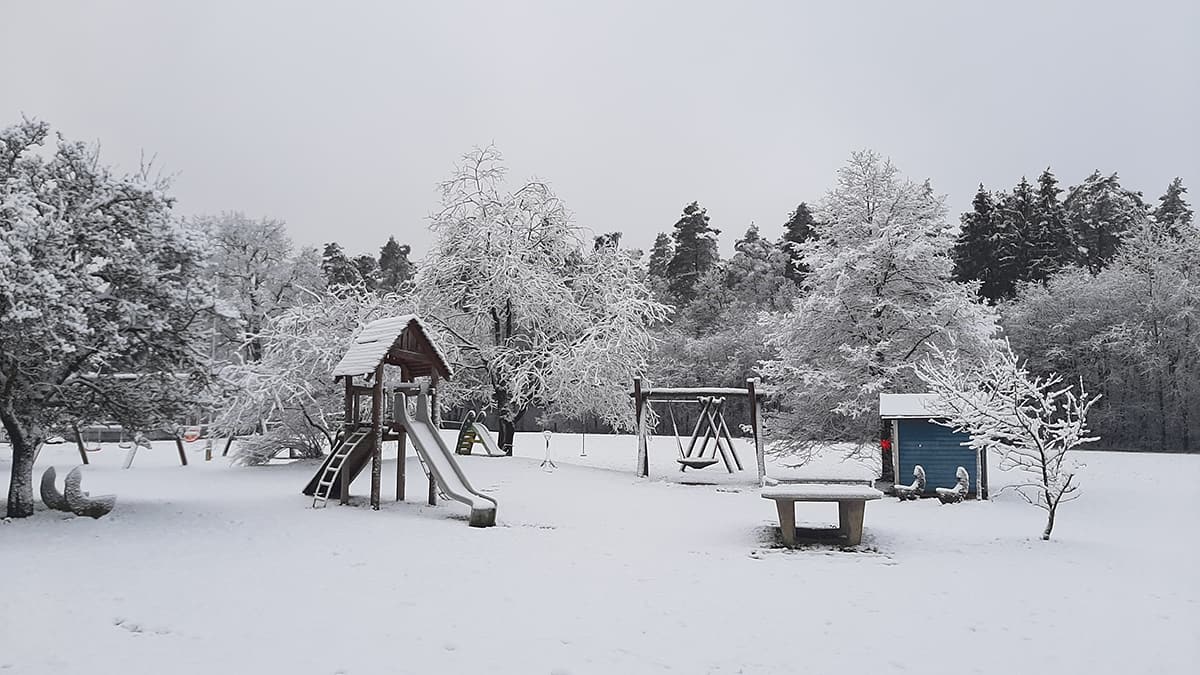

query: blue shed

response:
[879,394,988,499]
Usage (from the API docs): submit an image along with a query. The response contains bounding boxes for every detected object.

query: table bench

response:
[761,483,884,547]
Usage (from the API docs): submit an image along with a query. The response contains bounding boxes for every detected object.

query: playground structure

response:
[454,410,507,457]
[631,377,768,484]
[301,315,498,527]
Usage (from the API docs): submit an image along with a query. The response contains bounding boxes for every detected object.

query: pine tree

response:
[378,236,415,291]
[666,201,721,305]
[1154,177,1194,236]
[952,185,1000,299]
[991,177,1038,299]
[647,233,673,279]
[353,254,380,291]
[321,243,360,288]
[593,232,623,250]
[1065,171,1148,274]
[780,202,817,283]
[1028,169,1075,281]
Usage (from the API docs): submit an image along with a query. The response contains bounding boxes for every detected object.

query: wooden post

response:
[222,435,234,457]
[634,377,648,478]
[72,424,90,465]
[340,453,350,505]
[396,431,407,501]
[175,434,188,466]
[427,472,437,506]
[978,447,989,500]
[430,371,441,428]
[748,378,765,485]
[370,364,384,510]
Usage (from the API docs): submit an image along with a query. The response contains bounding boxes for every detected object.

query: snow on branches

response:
[213,287,414,464]
[760,150,997,461]
[418,147,668,447]
[914,343,1100,540]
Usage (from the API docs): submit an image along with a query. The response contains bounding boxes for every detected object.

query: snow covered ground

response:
[2,433,1197,674]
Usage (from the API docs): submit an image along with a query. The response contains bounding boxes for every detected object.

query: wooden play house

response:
[879,393,988,499]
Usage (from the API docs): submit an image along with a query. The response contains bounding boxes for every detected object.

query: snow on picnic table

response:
[1,432,1198,674]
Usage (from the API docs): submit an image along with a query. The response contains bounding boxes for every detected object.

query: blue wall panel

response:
[896,418,976,495]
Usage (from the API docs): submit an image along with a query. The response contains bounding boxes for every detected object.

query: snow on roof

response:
[879,393,949,419]
[331,315,453,380]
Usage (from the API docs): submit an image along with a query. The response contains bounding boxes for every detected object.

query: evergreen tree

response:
[666,201,721,305]
[353,254,380,291]
[1027,169,1075,281]
[378,236,415,291]
[952,185,1001,300]
[647,233,673,279]
[593,232,623,250]
[990,177,1038,299]
[1154,177,1194,236]
[780,202,817,283]
[725,224,795,311]
[1065,171,1148,274]
[321,243,360,288]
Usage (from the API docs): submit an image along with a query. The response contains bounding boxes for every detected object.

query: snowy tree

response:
[666,201,721,305]
[213,286,413,464]
[647,233,673,280]
[1002,216,1200,452]
[760,150,998,459]
[779,202,818,283]
[1028,169,1075,280]
[1065,171,1148,274]
[378,236,415,291]
[952,185,1002,299]
[194,212,323,363]
[417,147,669,451]
[352,254,380,292]
[914,343,1099,540]
[321,242,361,288]
[1153,177,1194,236]
[0,119,213,517]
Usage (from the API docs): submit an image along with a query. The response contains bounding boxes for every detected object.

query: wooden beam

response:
[629,386,774,400]
[748,378,766,485]
[370,364,384,511]
[72,424,90,465]
[396,429,407,502]
[634,377,648,478]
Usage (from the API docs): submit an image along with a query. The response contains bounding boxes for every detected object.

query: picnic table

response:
[761,483,883,546]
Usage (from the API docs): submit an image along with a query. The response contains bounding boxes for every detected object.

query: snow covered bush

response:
[914,343,1100,540]
[0,119,213,518]
[759,150,997,462]
[417,147,669,451]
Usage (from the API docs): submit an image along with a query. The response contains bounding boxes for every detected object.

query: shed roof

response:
[331,315,453,381]
[879,393,950,419]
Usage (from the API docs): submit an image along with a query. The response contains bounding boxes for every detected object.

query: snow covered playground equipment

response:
[301,315,498,527]
[630,377,768,483]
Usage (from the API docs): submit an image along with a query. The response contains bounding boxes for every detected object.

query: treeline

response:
[637,168,1196,453]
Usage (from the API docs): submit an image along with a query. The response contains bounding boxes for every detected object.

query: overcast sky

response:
[3,0,1196,257]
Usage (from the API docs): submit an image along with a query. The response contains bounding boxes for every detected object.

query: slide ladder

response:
[309,428,371,508]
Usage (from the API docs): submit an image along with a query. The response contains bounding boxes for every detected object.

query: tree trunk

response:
[1,409,39,518]
[1042,506,1056,541]
[499,417,516,456]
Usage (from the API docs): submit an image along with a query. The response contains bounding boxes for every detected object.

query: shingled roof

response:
[331,315,453,381]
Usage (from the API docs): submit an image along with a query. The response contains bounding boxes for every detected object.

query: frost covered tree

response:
[779,202,818,283]
[914,344,1099,540]
[1002,215,1200,452]
[321,242,361,288]
[666,201,721,305]
[952,185,1002,299]
[213,286,412,463]
[1154,177,1193,235]
[1065,171,1148,274]
[194,212,323,363]
[417,147,669,451]
[647,233,673,281]
[1028,169,1075,280]
[378,236,415,292]
[0,119,213,517]
[760,150,997,458]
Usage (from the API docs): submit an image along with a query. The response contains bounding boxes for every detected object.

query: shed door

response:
[897,419,976,495]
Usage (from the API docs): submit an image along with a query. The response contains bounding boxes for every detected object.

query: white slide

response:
[471,422,508,457]
[398,393,498,527]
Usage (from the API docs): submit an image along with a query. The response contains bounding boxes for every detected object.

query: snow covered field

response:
[2,433,1197,674]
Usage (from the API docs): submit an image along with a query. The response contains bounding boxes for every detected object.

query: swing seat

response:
[85,446,103,453]
[677,457,720,469]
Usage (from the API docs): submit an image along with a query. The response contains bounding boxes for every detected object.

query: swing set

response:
[631,377,769,484]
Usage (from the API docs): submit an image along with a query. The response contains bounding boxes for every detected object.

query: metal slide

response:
[470,422,508,457]
[397,394,498,527]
